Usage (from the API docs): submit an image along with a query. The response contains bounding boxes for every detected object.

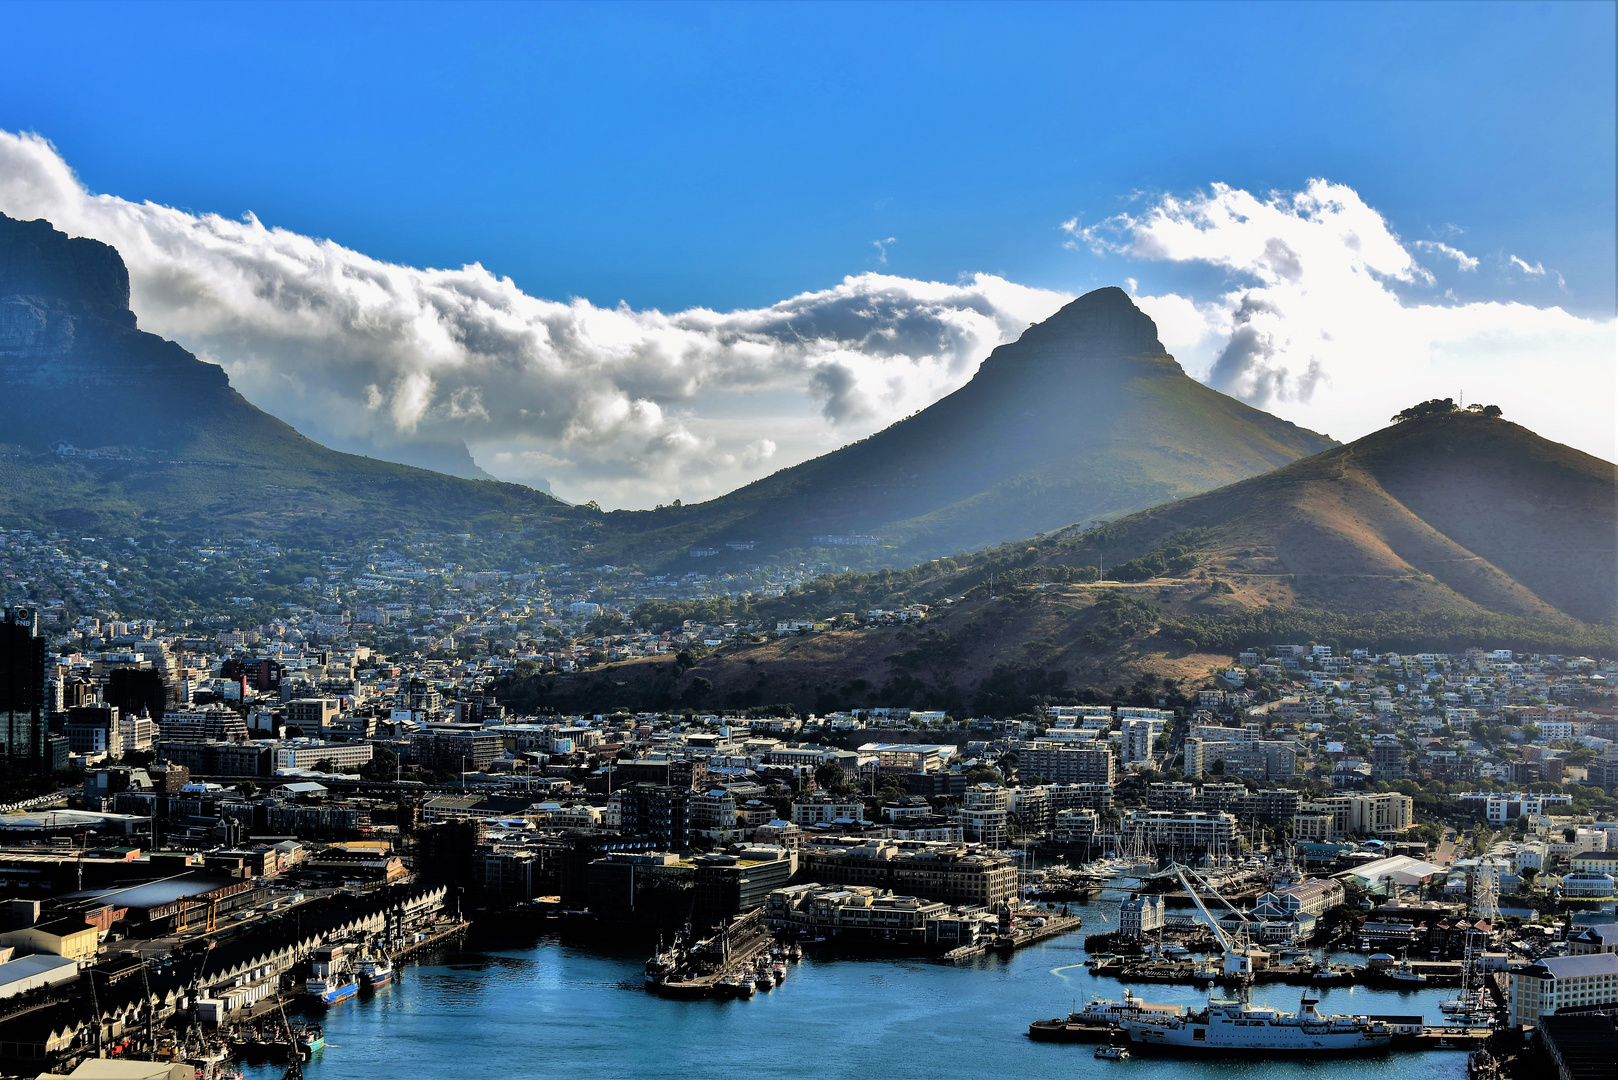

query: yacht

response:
[1388,960,1428,984]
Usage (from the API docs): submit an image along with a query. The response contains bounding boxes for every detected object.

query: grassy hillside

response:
[523,410,1614,711]
[500,582,1236,717]
[739,411,1616,626]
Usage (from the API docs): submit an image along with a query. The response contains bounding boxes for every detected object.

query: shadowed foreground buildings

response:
[0,608,50,773]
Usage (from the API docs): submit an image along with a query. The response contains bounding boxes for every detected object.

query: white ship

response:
[1070,988,1189,1026]
[1121,993,1394,1053]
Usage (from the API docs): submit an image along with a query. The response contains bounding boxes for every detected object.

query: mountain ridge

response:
[507,411,1615,717]
[588,287,1336,568]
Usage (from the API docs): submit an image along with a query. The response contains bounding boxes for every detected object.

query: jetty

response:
[646,910,784,999]
[944,910,1084,962]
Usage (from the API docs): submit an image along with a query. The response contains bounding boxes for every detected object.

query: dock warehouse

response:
[0,954,78,999]
[64,873,253,936]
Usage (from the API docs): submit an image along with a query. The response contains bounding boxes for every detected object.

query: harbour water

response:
[238,900,1473,1080]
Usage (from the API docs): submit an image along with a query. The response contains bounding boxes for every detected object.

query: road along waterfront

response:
[236,902,1470,1080]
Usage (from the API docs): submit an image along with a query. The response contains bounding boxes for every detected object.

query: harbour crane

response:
[1147,863,1263,984]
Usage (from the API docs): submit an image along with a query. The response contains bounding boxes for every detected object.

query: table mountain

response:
[0,213,573,541]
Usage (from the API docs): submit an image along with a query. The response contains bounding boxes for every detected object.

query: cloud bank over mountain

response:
[1071,181,1613,454]
[0,131,1066,507]
[1,132,1610,508]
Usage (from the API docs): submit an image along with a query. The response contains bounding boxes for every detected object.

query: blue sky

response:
[0,2,1613,505]
[4,1,1611,314]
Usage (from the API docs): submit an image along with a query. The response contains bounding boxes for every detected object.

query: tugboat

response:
[305,946,359,1005]
[1121,992,1394,1053]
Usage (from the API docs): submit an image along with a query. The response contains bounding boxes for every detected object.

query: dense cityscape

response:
[0,5,1613,1080]
[0,569,1615,1077]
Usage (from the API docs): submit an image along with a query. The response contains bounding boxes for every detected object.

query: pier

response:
[647,910,787,999]
[944,910,1085,962]
[1027,1016,1493,1052]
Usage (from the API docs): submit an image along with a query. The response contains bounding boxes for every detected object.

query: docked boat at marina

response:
[306,945,359,1005]
[357,947,394,988]
[1073,989,1189,1026]
[1121,993,1394,1054]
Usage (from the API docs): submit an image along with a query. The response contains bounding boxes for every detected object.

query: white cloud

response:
[5,130,1607,513]
[1510,255,1546,275]
[1078,180,1615,459]
[0,131,1067,508]
[1414,240,1480,271]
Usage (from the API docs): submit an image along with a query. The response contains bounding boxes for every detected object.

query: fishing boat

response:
[1121,992,1394,1054]
[644,938,680,991]
[293,1025,325,1057]
[305,946,358,1005]
[357,947,394,988]
[771,961,787,985]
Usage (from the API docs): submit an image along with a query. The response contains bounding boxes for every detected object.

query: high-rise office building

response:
[0,608,48,772]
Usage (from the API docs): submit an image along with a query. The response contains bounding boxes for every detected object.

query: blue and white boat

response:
[306,946,359,1004]
[357,948,394,988]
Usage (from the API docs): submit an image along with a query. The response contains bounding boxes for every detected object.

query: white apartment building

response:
[1120,718,1163,767]
[1122,809,1238,850]
[791,795,865,827]
[1300,792,1413,838]
[959,785,1010,847]
[1052,808,1101,845]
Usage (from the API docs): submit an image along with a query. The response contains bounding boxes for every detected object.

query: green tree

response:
[359,745,400,781]
[815,761,856,796]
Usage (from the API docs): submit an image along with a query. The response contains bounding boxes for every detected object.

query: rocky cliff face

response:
[0,213,571,539]
[0,215,134,326]
[0,213,244,452]
[976,285,1178,373]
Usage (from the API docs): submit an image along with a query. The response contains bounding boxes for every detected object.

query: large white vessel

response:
[1070,989,1189,1026]
[1121,994,1394,1053]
